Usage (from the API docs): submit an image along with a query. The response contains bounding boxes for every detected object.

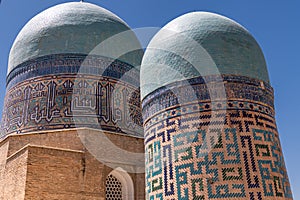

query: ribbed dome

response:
[141,12,269,99]
[8,2,142,75]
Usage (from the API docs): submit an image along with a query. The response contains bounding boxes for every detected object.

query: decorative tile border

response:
[143,75,292,199]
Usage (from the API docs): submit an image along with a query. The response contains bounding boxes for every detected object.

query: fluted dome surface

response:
[141,12,269,99]
[8,2,142,75]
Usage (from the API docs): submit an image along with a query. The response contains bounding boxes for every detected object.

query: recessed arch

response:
[105,167,134,200]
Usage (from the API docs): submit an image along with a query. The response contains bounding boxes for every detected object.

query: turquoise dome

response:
[8,2,142,75]
[141,12,269,100]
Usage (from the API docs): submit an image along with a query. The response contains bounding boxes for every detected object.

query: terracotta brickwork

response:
[0,128,145,200]
[25,145,86,199]
[2,146,27,199]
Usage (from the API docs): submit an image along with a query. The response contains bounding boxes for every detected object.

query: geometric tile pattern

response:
[1,54,142,137]
[6,53,139,90]
[142,74,274,121]
[143,75,293,199]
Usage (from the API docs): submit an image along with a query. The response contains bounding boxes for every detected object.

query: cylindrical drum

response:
[141,12,293,200]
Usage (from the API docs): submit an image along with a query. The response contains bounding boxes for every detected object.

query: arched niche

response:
[105,167,134,200]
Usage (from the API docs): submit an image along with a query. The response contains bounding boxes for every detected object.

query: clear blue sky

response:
[0,0,299,198]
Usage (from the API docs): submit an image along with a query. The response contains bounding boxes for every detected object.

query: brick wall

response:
[0,128,145,200]
[3,147,28,199]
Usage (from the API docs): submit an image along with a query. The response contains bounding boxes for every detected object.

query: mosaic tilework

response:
[1,55,142,137]
[143,75,293,199]
[142,75,274,121]
[7,53,139,90]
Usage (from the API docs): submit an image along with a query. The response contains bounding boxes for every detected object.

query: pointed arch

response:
[105,167,134,200]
